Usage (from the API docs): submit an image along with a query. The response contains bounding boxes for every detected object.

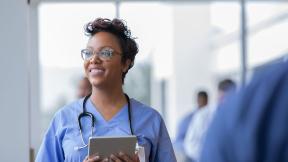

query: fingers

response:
[83,154,108,162]
[83,156,90,162]
[100,158,109,162]
[88,155,100,162]
[119,152,133,161]
[85,152,138,162]
[110,152,138,162]
[110,154,122,162]
[132,154,140,162]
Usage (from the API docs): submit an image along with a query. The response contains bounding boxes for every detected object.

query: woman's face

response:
[83,32,130,88]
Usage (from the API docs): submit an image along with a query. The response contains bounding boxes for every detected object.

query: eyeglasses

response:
[81,47,121,61]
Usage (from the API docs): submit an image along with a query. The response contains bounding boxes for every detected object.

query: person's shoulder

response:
[252,61,288,85]
[195,106,210,116]
[130,98,160,114]
[180,110,196,122]
[59,99,82,113]
[189,106,211,124]
[130,98,162,120]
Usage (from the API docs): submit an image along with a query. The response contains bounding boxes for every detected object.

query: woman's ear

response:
[122,59,132,73]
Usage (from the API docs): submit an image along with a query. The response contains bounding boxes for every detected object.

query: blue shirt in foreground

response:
[199,61,288,162]
[36,98,176,162]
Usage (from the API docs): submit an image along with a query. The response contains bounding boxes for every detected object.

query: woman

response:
[36,18,176,162]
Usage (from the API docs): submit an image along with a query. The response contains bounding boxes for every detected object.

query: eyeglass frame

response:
[80,46,122,61]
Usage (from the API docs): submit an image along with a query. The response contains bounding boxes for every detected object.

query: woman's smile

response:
[89,66,105,76]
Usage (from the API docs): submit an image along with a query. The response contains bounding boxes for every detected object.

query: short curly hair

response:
[84,18,138,83]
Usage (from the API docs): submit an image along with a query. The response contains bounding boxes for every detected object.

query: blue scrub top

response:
[36,98,176,162]
[199,61,288,162]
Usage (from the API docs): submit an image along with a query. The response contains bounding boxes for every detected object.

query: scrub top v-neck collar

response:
[86,98,129,126]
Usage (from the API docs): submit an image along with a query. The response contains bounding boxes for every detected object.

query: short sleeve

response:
[152,117,177,162]
[35,112,65,162]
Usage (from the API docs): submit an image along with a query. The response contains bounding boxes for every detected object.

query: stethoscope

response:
[74,93,134,150]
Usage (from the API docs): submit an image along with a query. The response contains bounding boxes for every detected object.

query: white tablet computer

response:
[88,136,137,158]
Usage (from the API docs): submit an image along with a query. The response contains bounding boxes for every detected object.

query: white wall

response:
[0,0,30,161]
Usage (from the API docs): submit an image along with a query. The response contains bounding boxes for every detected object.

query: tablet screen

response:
[88,136,137,158]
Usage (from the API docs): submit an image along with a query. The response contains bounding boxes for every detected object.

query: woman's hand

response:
[109,152,140,162]
[83,154,109,162]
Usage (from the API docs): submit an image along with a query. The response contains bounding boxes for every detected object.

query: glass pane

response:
[119,1,240,140]
[247,2,288,68]
[38,1,115,149]
[120,2,173,108]
[211,2,241,75]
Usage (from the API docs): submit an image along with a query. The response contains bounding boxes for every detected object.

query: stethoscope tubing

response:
[76,93,134,150]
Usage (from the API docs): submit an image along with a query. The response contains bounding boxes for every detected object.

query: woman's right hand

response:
[83,154,109,162]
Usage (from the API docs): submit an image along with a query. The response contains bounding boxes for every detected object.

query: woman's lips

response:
[89,68,105,76]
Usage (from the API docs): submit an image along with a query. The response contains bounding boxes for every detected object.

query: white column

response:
[167,4,215,138]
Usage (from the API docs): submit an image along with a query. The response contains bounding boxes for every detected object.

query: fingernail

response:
[93,155,100,160]
[119,152,124,156]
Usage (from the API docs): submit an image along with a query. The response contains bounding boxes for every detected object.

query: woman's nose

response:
[89,53,102,64]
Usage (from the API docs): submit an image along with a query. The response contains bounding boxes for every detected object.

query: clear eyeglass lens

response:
[81,49,93,60]
[99,48,113,59]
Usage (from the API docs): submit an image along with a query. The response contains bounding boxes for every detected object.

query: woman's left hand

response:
[109,152,140,162]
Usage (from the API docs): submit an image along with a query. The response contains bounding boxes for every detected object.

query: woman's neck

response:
[90,86,127,121]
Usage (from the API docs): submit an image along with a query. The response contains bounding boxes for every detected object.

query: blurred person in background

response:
[36,18,176,162]
[174,91,209,162]
[200,61,288,162]
[184,79,236,162]
[77,77,92,98]
[217,79,236,104]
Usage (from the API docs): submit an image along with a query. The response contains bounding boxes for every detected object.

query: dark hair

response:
[197,91,208,100]
[84,18,138,83]
[218,79,236,92]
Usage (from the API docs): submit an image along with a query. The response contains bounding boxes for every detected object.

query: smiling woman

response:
[82,19,137,89]
[35,18,176,162]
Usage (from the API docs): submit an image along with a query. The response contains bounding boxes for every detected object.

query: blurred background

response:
[1,0,288,161]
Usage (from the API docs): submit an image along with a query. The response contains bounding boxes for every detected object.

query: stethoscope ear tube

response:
[78,112,95,130]
[125,93,134,135]
[78,93,94,130]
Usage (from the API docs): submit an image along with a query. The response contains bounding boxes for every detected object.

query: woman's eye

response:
[85,51,93,58]
[100,49,113,58]
[81,49,93,60]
